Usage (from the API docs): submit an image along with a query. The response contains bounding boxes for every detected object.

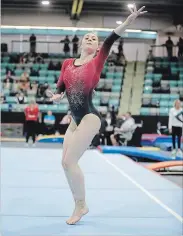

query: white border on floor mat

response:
[95,151,183,223]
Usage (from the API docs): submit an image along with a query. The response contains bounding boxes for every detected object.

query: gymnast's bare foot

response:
[66,200,89,225]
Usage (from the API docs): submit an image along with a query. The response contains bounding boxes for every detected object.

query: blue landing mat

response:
[98,146,183,161]
[160,142,183,151]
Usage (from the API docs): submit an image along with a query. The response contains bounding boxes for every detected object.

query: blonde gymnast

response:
[50,4,147,225]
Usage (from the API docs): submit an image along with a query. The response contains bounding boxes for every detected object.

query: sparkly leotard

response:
[57,31,120,125]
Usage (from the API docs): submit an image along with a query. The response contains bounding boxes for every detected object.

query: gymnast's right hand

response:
[45,89,64,103]
[50,93,64,103]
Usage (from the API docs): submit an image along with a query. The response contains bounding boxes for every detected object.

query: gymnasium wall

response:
[2,9,180,61]
[2,9,172,30]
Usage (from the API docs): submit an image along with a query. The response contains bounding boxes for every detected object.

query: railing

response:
[150,45,182,58]
[11,40,65,54]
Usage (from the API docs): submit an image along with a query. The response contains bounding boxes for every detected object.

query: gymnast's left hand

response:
[125,4,147,25]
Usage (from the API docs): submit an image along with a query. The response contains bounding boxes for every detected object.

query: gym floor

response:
[1,145,183,236]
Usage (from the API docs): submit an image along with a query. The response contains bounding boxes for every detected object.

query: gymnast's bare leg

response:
[62,114,101,225]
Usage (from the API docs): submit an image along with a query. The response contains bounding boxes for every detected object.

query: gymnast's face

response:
[81,33,99,54]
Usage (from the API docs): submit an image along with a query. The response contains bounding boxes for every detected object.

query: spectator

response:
[3,71,13,90]
[118,38,123,55]
[30,81,38,94]
[24,100,39,147]
[103,112,114,145]
[16,92,27,104]
[110,112,135,146]
[108,51,117,63]
[35,54,44,64]
[20,71,29,81]
[43,111,56,135]
[18,75,30,95]
[0,93,6,104]
[165,36,174,58]
[59,110,72,134]
[3,71,13,83]
[72,35,79,57]
[177,37,183,57]
[61,36,70,56]
[48,61,55,70]
[147,49,154,61]
[11,81,19,95]
[168,99,183,157]
[29,34,36,53]
[116,51,126,66]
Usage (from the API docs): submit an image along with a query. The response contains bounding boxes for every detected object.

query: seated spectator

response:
[103,112,115,145]
[18,76,30,95]
[0,93,6,104]
[48,61,55,70]
[110,112,136,146]
[20,72,29,80]
[4,71,13,83]
[30,81,38,94]
[20,52,29,64]
[3,75,13,90]
[30,68,39,76]
[35,54,44,63]
[108,51,117,63]
[59,110,72,134]
[11,81,19,96]
[116,51,126,66]
[16,92,27,104]
[43,111,56,135]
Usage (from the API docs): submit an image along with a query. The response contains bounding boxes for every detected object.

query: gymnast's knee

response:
[62,158,74,170]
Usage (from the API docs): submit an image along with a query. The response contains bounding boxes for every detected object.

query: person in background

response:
[177,37,183,57]
[165,36,174,58]
[18,75,30,95]
[0,92,6,104]
[72,35,79,57]
[168,100,183,157]
[16,92,27,104]
[35,54,44,64]
[110,112,135,146]
[59,110,72,134]
[116,51,126,66]
[3,71,13,90]
[108,51,117,63]
[61,35,70,57]
[43,111,56,135]
[118,38,123,55]
[103,112,114,145]
[24,100,39,147]
[147,49,154,61]
[4,71,13,83]
[29,34,36,53]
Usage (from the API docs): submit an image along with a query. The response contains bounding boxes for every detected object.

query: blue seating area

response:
[1,53,125,113]
[141,57,183,116]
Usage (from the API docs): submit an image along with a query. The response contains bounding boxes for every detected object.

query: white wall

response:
[2,9,171,60]
[1,33,153,61]
[155,34,180,57]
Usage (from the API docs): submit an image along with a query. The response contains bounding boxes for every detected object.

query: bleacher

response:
[141,57,183,116]
[1,53,125,114]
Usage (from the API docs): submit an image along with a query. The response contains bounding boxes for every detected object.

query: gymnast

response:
[50,4,147,225]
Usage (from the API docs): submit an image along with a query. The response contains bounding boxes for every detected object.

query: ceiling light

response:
[125,29,142,32]
[41,1,50,5]
[116,21,122,25]
[128,4,134,8]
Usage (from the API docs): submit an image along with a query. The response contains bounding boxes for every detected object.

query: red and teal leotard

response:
[57,31,120,125]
